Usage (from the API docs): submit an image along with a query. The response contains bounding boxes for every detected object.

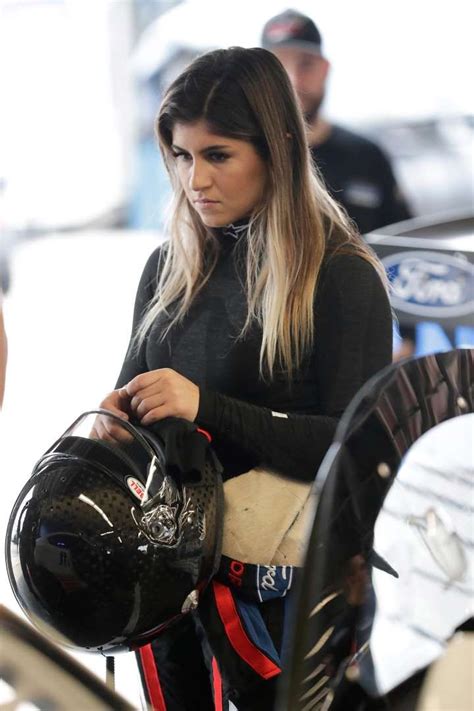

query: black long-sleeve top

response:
[116,227,392,481]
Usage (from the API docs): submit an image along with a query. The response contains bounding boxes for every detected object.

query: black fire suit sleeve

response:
[196,255,392,481]
[115,247,163,388]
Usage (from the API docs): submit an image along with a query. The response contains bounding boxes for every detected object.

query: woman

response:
[98,47,392,710]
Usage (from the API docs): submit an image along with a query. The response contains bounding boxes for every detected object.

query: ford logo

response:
[382,251,474,318]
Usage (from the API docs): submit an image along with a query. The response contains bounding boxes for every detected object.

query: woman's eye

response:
[172,152,191,161]
[208,152,229,163]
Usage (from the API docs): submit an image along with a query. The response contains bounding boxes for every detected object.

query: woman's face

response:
[171,120,268,228]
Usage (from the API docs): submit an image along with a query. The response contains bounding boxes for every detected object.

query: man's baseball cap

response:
[261,9,323,55]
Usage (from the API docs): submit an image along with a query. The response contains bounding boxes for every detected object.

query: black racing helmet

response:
[5,410,223,654]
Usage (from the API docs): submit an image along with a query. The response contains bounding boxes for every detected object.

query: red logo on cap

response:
[266,19,305,42]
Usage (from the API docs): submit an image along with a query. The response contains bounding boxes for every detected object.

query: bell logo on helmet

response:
[127,477,148,502]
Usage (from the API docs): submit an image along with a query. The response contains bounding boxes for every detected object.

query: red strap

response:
[211,657,223,711]
[196,427,212,443]
[212,581,281,680]
[138,644,167,711]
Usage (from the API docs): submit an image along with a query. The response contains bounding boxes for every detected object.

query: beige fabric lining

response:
[222,468,318,567]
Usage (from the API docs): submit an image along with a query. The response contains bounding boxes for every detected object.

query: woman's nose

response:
[189,159,212,191]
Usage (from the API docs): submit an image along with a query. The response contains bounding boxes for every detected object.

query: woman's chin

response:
[198,214,232,229]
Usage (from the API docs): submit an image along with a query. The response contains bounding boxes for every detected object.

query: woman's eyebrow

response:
[171,143,232,153]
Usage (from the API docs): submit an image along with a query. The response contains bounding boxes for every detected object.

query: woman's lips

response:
[195,199,220,209]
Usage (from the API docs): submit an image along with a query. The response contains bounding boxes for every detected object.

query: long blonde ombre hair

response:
[136,47,386,380]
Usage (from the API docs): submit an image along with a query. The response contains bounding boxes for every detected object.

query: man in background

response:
[261,8,412,237]
[262,9,414,357]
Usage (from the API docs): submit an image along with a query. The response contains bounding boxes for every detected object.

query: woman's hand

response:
[122,368,200,425]
[90,389,133,442]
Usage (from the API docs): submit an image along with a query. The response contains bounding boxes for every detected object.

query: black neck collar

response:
[216,218,250,242]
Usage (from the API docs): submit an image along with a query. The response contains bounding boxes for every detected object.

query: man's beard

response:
[302,93,325,125]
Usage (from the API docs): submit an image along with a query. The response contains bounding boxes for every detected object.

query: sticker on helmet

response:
[126,477,148,502]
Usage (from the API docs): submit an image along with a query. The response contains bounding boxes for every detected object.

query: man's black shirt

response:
[312,125,411,235]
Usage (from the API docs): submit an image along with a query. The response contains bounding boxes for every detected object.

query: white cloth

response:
[222,468,318,567]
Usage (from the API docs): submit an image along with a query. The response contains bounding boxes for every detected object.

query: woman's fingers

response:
[124,370,168,398]
[104,389,131,416]
[132,394,166,420]
[124,369,199,423]
[91,412,133,443]
[129,382,162,414]
[91,419,117,443]
[90,390,133,443]
[141,404,173,426]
